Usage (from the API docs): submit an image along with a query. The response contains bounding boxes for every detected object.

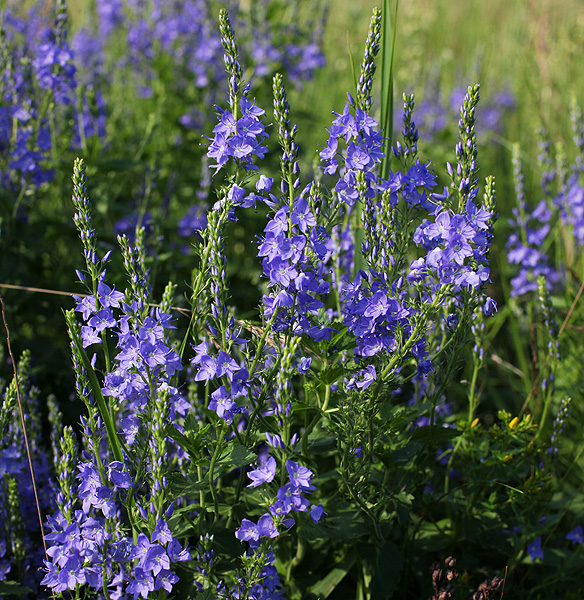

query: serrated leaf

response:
[301,336,324,356]
[319,364,344,386]
[215,444,256,472]
[167,472,207,497]
[185,411,204,431]
[165,422,210,461]
[165,426,195,455]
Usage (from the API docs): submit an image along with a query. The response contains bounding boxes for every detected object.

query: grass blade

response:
[379,0,399,181]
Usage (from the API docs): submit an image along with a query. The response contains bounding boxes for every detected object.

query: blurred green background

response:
[57,0,584,188]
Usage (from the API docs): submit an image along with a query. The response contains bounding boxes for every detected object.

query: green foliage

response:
[2,2,584,599]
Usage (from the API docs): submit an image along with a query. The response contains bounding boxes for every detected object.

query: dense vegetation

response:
[1,1,584,599]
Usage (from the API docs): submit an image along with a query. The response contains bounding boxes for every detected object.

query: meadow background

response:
[2,0,584,598]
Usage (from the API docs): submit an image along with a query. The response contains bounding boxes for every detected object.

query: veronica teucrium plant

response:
[30,8,507,600]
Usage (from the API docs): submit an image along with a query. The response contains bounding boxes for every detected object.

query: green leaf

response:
[415,518,455,551]
[0,581,33,596]
[306,553,356,599]
[165,422,210,461]
[165,425,195,454]
[329,325,349,347]
[319,364,345,386]
[291,401,315,414]
[300,510,371,542]
[393,491,414,527]
[215,444,256,472]
[167,471,207,497]
[370,540,404,598]
[307,436,337,455]
[69,326,124,464]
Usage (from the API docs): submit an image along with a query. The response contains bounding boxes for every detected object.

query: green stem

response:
[535,382,554,442]
[209,423,227,517]
[179,236,215,359]
[445,356,480,495]
[380,285,449,382]
[248,308,280,378]
[300,367,331,457]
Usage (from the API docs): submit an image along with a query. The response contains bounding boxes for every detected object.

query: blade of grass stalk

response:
[558,277,584,338]
[0,292,47,559]
[347,31,357,95]
[0,282,192,317]
[379,0,398,181]
[68,327,124,465]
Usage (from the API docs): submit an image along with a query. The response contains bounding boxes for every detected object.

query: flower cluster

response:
[226,457,324,599]
[507,145,560,296]
[191,339,250,424]
[238,458,324,542]
[341,270,413,365]
[413,198,493,290]
[207,96,269,173]
[75,280,189,427]
[258,195,333,340]
[552,101,584,247]
[507,201,559,296]
[42,508,190,598]
[557,180,584,245]
[320,96,388,206]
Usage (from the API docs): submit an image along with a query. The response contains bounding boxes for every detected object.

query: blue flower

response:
[286,460,315,491]
[311,504,326,523]
[527,536,544,561]
[566,525,583,545]
[247,456,277,488]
